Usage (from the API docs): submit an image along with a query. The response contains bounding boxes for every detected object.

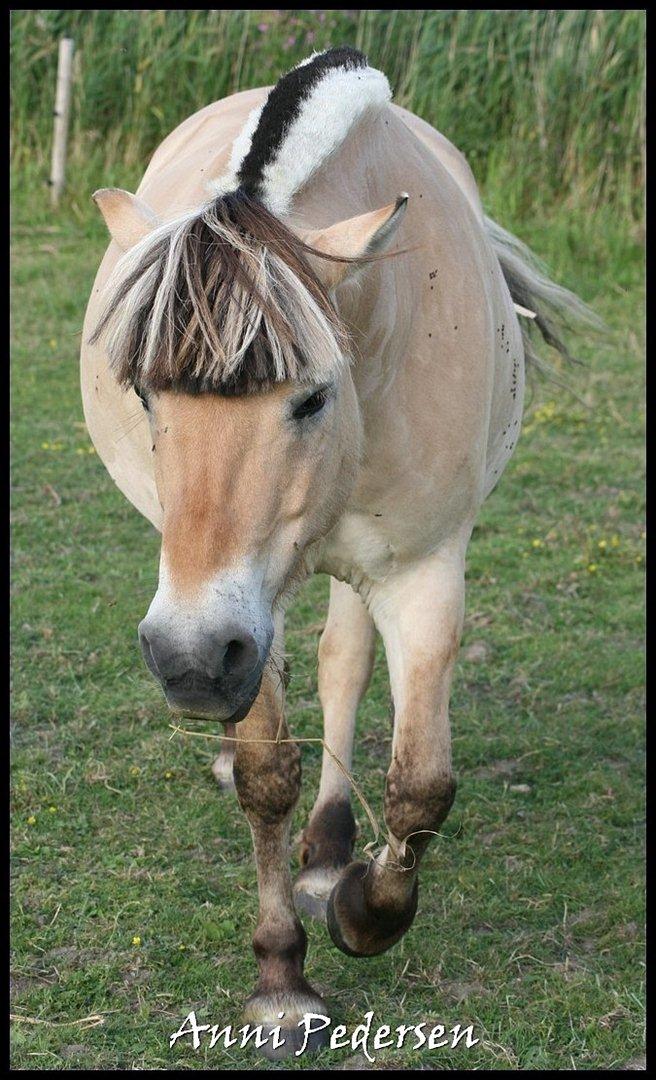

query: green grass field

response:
[11,9,644,1072]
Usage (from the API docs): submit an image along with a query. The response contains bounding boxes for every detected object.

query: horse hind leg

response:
[294,578,375,920]
[211,722,236,792]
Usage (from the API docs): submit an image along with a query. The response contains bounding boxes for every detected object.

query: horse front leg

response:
[326,546,465,957]
[232,673,329,1059]
[294,578,375,919]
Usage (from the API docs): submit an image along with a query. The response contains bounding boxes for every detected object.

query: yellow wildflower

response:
[131,936,141,947]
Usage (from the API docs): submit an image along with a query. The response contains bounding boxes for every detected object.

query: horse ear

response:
[92,188,160,251]
[301,194,409,289]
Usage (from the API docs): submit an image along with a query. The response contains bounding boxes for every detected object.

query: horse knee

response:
[233,741,301,823]
[384,759,456,844]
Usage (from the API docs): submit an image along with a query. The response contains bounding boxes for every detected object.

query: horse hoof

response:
[293,865,344,921]
[243,988,331,1061]
[211,755,235,793]
[259,1022,331,1061]
[327,860,419,958]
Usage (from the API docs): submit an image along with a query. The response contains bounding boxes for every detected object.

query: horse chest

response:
[316,512,400,589]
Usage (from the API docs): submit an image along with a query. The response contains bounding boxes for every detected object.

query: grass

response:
[10,8,644,1071]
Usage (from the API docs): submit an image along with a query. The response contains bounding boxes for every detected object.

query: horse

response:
[80,47,593,1058]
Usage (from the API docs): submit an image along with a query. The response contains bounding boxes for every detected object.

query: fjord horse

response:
[81,48,591,1056]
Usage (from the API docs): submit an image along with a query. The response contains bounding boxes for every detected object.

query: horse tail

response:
[484,215,602,372]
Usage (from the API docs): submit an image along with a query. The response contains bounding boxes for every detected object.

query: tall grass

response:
[11,9,645,221]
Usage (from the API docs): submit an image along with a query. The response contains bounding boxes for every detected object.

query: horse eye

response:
[135,387,149,412]
[292,388,328,421]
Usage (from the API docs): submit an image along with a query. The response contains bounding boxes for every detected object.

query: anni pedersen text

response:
[169,1009,479,1061]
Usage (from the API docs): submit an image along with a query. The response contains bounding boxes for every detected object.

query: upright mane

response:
[211,46,391,216]
[90,47,392,396]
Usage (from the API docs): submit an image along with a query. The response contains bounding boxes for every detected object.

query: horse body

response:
[81,49,581,1058]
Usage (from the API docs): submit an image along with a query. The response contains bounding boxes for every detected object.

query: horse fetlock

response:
[326,860,419,958]
[252,916,307,978]
[299,798,356,870]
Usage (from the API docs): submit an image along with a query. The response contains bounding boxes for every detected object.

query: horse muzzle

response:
[138,617,271,722]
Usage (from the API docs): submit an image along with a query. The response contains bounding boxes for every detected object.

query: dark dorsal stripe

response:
[236,47,368,202]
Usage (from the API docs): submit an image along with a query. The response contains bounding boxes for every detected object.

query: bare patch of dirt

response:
[471,758,519,780]
[461,641,490,663]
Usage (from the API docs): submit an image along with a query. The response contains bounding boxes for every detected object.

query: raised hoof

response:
[211,753,235,794]
[293,865,344,922]
[327,860,419,958]
[243,988,331,1061]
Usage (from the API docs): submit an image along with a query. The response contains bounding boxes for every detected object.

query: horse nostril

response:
[224,639,244,674]
[220,634,259,681]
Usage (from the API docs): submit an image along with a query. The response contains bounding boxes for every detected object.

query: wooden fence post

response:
[50,37,75,208]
